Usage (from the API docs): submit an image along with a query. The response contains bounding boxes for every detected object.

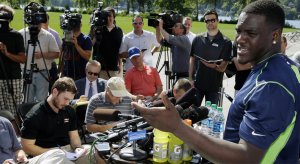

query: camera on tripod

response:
[90,2,109,41]
[148,10,183,34]
[24,2,47,39]
[0,11,12,32]
[60,10,82,43]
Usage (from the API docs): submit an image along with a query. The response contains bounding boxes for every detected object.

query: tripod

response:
[156,41,173,90]
[22,26,50,103]
[58,41,77,79]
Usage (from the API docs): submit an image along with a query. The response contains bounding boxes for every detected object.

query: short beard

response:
[52,96,61,109]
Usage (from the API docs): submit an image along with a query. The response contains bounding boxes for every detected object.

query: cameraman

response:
[0,4,26,115]
[61,14,93,80]
[19,12,60,102]
[156,19,191,83]
[91,7,123,80]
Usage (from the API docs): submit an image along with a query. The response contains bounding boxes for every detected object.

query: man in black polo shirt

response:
[189,10,232,105]
[21,77,90,163]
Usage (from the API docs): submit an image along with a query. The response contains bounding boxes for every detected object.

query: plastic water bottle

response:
[153,129,169,163]
[168,133,183,164]
[200,101,211,135]
[182,119,193,162]
[212,107,225,139]
[208,104,217,136]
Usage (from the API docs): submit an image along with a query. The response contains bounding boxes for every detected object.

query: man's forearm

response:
[188,57,195,81]
[75,45,91,61]
[160,28,169,41]
[22,144,50,156]
[43,52,59,60]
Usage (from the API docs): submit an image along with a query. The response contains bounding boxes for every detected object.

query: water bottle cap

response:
[184,119,192,126]
[217,107,223,111]
[205,101,211,106]
[211,104,217,109]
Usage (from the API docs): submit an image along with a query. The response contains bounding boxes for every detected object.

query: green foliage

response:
[10,9,298,41]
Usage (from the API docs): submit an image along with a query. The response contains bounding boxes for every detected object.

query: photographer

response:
[0,4,26,115]
[156,19,191,83]
[91,7,123,80]
[61,13,93,80]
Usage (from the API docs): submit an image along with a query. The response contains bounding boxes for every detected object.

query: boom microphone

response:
[93,109,139,122]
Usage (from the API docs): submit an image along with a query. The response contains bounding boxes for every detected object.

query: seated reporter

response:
[20,77,92,164]
[0,116,71,164]
[74,60,106,100]
[85,77,132,133]
[125,47,163,102]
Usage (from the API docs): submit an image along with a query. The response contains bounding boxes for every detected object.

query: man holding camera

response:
[61,14,93,80]
[156,19,191,83]
[119,15,160,71]
[19,8,60,103]
[91,7,123,80]
[189,10,232,105]
[0,4,26,115]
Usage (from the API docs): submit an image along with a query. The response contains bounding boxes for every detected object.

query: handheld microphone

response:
[93,109,139,121]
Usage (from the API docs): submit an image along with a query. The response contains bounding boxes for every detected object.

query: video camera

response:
[24,2,47,26]
[0,11,12,32]
[148,10,183,34]
[90,2,109,41]
[60,10,82,42]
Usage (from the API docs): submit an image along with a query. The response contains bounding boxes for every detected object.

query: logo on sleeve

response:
[252,131,266,137]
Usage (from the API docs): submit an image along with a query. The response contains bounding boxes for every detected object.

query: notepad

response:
[65,148,86,160]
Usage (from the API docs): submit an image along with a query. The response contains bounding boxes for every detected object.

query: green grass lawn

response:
[11,9,298,41]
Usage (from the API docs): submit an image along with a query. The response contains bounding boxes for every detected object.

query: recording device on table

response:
[60,10,82,43]
[90,1,109,42]
[91,100,209,162]
[148,10,183,35]
[92,109,152,161]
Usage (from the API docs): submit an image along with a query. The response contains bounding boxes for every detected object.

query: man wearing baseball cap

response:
[84,77,133,132]
[125,47,163,102]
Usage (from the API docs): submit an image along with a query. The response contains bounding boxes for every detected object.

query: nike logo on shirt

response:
[252,131,266,137]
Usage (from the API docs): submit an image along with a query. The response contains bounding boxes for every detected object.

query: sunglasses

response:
[87,71,99,76]
[133,22,143,25]
[205,18,217,24]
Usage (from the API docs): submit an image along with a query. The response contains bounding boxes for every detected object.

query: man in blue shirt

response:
[132,0,300,163]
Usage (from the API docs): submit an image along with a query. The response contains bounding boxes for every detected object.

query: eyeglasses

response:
[87,71,99,76]
[205,18,217,24]
[133,22,143,25]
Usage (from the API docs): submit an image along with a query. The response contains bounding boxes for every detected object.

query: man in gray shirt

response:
[85,77,132,133]
[156,19,191,83]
